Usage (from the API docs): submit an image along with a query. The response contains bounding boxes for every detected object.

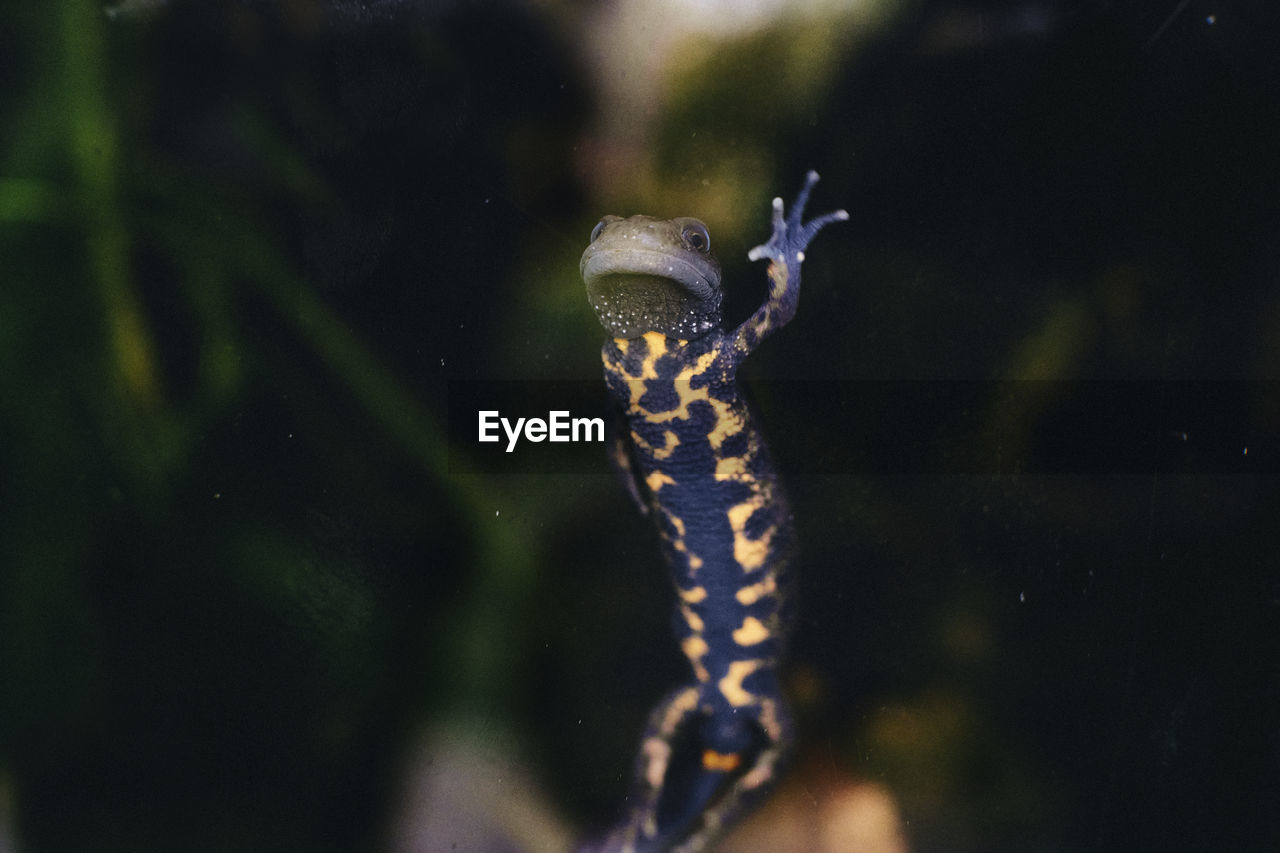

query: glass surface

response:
[2,2,1276,850]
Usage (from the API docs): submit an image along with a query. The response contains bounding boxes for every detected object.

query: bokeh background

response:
[2,1,1278,851]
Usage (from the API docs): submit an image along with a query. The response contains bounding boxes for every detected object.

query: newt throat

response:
[587,273,720,339]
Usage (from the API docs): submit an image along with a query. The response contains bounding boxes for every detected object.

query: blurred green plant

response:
[0,4,560,849]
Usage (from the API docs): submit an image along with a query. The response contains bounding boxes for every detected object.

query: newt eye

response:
[682,222,711,253]
[590,219,607,243]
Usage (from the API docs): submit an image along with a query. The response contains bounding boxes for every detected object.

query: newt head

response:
[582,214,723,340]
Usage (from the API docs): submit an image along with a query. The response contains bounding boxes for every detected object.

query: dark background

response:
[2,1,1277,850]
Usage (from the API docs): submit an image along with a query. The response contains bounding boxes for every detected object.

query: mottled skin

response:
[581,173,847,852]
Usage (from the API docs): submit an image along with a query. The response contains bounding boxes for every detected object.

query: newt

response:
[580,172,847,851]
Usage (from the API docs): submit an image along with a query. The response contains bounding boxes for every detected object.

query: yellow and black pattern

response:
[581,173,847,852]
